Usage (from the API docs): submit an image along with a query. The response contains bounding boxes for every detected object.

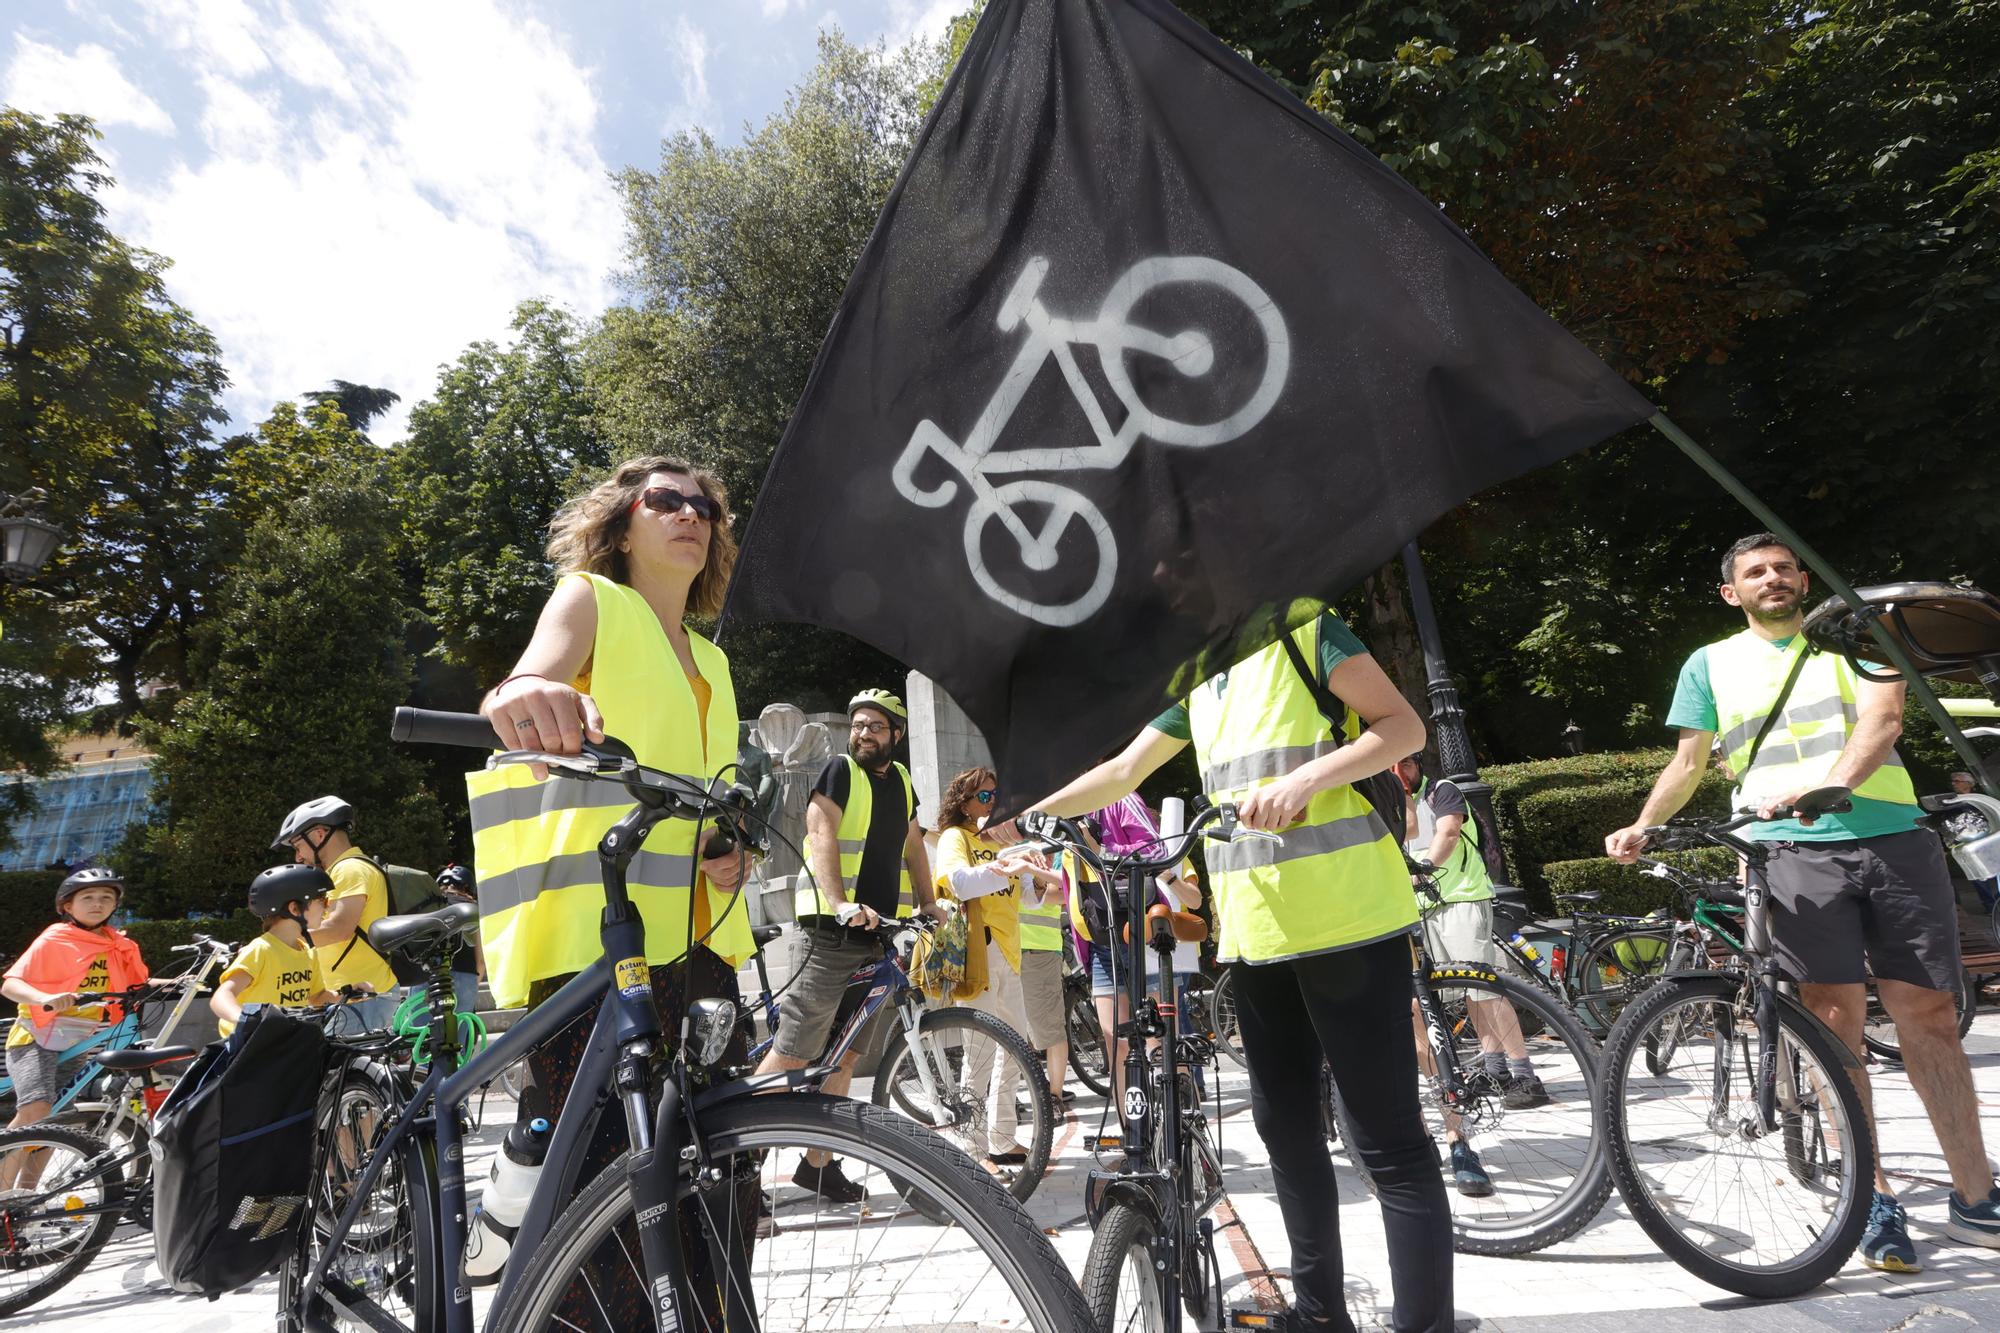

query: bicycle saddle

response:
[751,923,784,948]
[367,900,481,958]
[1802,582,2000,684]
[97,1044,199,1071]
[1127,903,1207,945]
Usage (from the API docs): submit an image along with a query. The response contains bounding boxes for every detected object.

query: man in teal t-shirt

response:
[1606,532,1998,1271]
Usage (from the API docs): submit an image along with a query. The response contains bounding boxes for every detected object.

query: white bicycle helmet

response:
[273,795,354,850]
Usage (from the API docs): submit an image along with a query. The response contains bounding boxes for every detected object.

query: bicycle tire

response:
[1349,968,1611,1255]
[1066,990,1112,1097]
[1600,973,1872,1298]
[1081,1201,1169,1333]
[0,1124,126,1317]
[1573,926,1675,1035]
[277,1059,442,1333]
[1208,968,1247,1071]
[1862,967,1973,1061]
[870,1005,1054,1204]
[498,1094,1096,1333]
[48,1101,152,1230]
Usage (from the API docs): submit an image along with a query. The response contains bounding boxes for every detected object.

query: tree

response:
[587,31,948,710]
[304,380,402,437]
[391,301,612,688]
[123,470,448,916]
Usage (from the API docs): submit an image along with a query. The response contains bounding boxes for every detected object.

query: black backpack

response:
[152,1006,330,1298]
[1278,634,1409,838]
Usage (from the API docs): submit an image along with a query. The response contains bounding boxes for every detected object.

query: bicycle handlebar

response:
[1640,786,1853,853]
[1020,799,1279,879]
[391,706,504,749]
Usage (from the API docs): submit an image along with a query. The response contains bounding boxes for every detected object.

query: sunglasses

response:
[974,789,995,804]
[631,486,721,523]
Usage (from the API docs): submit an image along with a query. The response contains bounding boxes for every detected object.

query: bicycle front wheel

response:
[499,1094,1095,1333]
[871,1006,1054,1203]
[1081,1202,1169,1333]
[0,1124,126,1317]
[1066,988,1112,1096]
[1208,968,1247,1070]
[1601,973,1872,1297]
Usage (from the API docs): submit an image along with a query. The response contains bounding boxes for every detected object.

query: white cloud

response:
[661,15,713,136]
[3,37,175,132]
[109,0,622,441]
[759,0,805,17]
[884,0,962,51]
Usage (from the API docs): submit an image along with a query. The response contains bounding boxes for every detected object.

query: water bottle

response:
[1509,932,1543,965]
[464,1116,550,1285]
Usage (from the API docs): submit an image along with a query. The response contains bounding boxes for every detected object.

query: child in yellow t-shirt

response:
[212,864,342,1037]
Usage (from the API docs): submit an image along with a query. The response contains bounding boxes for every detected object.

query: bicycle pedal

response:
[1229,1309,1281,1328]
[1086,1134,1124,1151]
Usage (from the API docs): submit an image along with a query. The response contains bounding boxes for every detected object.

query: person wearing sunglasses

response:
[472,455,755,1227]
[933,767,1062,1157]
[754,687,943,1202]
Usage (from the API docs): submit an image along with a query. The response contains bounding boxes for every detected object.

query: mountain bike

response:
[1484,891,1675,1038]
[736,913,1056,1203]
[1597,788,1875,1298]
[278,706,1095,1333]
[0,932,232,1120]
[1329,868,1612,1256]
[1021,802,1253,1333]
[0,1003,201,1314]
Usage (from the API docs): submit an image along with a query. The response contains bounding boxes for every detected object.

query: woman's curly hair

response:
[935,767,998,835]
[544,454,737,617]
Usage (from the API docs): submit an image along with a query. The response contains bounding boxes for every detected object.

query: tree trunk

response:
[1359,559,1426,722]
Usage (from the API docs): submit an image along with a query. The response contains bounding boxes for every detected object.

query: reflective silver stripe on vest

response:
[480,849,693,915]
[1202,739,1343,794]
[838,839,867,855]
[468,780,636,828]
[1720,695,1859,759]
[1206,810,1388,874]
[1745,730,1849,773]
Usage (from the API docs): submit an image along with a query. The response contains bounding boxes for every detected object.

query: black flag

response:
[726,0,1653,808]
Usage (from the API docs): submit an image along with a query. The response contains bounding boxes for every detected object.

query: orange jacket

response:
[5,923,148,1035]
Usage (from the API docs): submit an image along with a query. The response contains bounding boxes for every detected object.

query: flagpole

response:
[1400,540,1513,887]
[1649,412,1990,786]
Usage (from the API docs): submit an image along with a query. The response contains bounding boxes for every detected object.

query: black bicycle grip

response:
[391,707,502,749]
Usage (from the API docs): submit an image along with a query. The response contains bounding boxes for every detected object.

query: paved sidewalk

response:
[9,1010,1999,1331]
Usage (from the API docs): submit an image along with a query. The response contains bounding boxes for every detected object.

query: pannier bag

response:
[152,1006,329,1297]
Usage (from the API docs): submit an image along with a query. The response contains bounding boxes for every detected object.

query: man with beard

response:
[1607,533,2000,1271]
[757,688,939,1202]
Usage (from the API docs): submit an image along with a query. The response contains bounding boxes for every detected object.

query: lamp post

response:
[1400,540,1512,887]
[1562,719,1587,757]
[1,489,61,582]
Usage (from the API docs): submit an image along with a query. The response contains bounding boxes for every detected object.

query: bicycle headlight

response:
[689,997,738,1068]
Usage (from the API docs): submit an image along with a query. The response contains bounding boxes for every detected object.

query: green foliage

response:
[0,870,64,959]
[1540,847,1740,916]
[120,466,447,917]
[1484,747,1733,901]
[117,910,261,964]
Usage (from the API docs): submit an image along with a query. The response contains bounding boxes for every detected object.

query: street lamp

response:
[1562,719,1586,757]
[0,489,61,582]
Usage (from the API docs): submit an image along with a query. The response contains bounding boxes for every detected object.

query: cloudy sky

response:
[3,0,963,439]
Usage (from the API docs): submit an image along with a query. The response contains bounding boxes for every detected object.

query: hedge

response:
[1482,748,1732,908]
[120,911,263,963]
[1539,848,1740,917]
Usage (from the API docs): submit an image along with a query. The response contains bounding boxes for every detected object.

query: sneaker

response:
[793,1155,866,1204]
[1449,1140,1493,1198]
[1859,1192,1921,1273]
[1502,1074,1550,1110]
[1947,1187,2000,1248]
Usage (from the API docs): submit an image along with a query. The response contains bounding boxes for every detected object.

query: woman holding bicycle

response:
[474,455,754,1182]
[1001,612,1451,1333]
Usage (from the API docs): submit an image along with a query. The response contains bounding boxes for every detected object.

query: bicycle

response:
[891,255,1290,627]
[1020,802,1249,1333]
[1597,788,1876,1297]
[1484,891,1676,1038]
[0,1003,202,1314]
[735,913,1056,1204]
[0,932,232,1120]
[1063,943,1113,1097]
[275,706,1095,1333]
[1327,867,1612,1256]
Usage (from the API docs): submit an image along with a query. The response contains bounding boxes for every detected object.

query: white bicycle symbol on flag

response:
[891,255,1291,627]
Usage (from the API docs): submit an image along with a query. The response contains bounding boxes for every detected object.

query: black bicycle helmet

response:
[55,866,124,914]
[247,863,334,920]
[272,796,354,850]
[436,864,474,898]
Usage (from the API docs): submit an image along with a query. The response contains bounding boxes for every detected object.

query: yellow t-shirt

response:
[7,954,109,1049]
[933,826,1021,969]
[219,931,327,1037]
[315,848,398,995]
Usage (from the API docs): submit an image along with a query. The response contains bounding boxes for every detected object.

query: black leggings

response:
[1229,933,1452,1333]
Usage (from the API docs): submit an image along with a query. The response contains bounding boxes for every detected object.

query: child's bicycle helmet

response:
[247,864,334,920]
[56,866,124,914]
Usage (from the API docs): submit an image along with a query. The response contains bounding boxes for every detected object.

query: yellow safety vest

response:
[467,573,752,1009]
[1017,877,1064,953]
[795,756,916,918]
[1707,629,1915,810]
[1187,620,1415,964]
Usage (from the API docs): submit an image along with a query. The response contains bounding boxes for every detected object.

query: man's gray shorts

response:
[773,925,890,1063]
[1760,829,1962,990]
